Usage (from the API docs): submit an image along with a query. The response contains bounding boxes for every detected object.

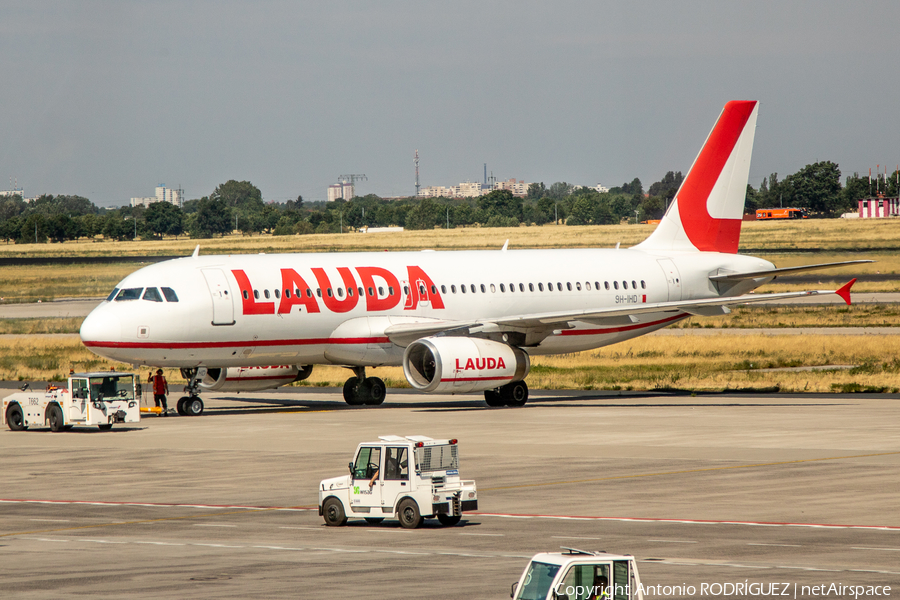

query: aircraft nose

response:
[80,306,122,345]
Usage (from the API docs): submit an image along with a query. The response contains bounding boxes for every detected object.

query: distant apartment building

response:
[418,178,534,199]
[493,178,530,196]
[0,188,24,198]
[131,185,183,209]
[327,182,355,202]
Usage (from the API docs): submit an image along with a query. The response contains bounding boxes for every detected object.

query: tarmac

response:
[2,388,899,599]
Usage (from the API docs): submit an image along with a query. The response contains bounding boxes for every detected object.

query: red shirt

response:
[151,374,167,395]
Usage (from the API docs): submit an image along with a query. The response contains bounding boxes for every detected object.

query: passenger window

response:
[431,285,437,294]
[595,281,600,289]
[307,289,313,298]
[480,284,486,293]
[461,285,466,294]
[264,289,270,299]
[538,283,544,291]
[353,447,382,480]
[379,286,385,296]
[567,282,572,291]
[106,288,119,302]
[142,287,163,302]
[384,447,409,481]
[632,280,637,289]
[316,288,322,298]
[115,288,143,301]
[368,287,374,296]
[451,285,457,293]
[490,284,495,293]
[161,287,179,302]
[419,284,426,295]
[576,282,582,291]
[605,281,610,290]
[622,281,628,289]
[613,281,619,290]
[547,282,553,291]
[586,282,591,291]
[337,288,344,297]
[285,289,292,298]
[441,285,447,294]
[388,286,394,296]
[500,283,505,292]
[557,282,562,291]
[470,284,476,293]
[254,290,260,300]
[404,286,410,295]
[274,289,281,299]
[641,280,646,289]
[519,283,525,292]
[327,288,333,297]
[509,283,515,293]
[528,283,534,292]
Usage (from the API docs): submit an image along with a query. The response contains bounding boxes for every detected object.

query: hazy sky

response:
[2,1,899,207]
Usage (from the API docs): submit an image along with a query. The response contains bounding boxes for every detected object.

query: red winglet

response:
[835,278,857,306]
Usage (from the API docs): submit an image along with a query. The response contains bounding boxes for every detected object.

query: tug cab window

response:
[352,446,381,480]
[384,447,409,481]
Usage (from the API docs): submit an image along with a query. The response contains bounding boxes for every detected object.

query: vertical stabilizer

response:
[634,100,758,254]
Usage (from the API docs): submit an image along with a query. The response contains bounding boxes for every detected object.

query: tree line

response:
[1,163,892,244]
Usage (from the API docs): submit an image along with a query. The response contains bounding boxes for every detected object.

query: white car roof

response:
[372,435,454,446]
[528,551,636,567]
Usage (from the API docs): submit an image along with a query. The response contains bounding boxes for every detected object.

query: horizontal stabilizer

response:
[709,260,874,282]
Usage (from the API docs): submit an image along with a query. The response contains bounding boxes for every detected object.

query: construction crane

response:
[338,174,367,186]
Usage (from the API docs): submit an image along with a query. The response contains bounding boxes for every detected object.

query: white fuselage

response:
[80,246,774,369]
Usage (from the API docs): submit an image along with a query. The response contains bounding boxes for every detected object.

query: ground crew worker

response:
[148,369,169,416]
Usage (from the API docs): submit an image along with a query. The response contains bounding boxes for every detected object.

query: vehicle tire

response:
[176,397,189,416]
[63,425,74,430]
[437,514,461,527]
[6,403,26,431]
[484,389,504,407]
[48,404,64,432]
[364,517,385,525]
[98,423,113,431]
[322,497,347,527]
[397,498,423,529]
[342,377,366,406]
[184,397,204,416]
[363,377,386,405]
[500,380,528,407]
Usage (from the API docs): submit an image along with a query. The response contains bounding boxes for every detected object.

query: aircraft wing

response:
[382,280,856,346]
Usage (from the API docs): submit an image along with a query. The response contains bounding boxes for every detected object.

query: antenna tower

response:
[415,150,420,196]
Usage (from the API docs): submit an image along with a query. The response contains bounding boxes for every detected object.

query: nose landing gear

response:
[177,367,207,416]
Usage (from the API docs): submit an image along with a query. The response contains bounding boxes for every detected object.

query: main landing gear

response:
[177,367,206,416]
[484,380,528,408]
[342,366,386,406]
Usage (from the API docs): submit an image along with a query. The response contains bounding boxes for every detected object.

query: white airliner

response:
[80,101,864,414]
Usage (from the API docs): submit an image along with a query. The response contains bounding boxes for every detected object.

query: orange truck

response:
[755,207,808,220]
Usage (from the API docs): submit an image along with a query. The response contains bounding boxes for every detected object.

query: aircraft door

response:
[657,259,682,302]
[202,269,236,326]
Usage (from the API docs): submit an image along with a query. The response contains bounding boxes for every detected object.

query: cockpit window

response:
[115,288,143,301]
[106,288,119,302]
[142,287,163,302]
[161,287,179,302]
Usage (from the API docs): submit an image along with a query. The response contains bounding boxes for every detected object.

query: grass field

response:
[2,333,896,394]
[1,217,899,259]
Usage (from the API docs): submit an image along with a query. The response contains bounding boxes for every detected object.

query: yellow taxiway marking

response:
[480,451,900,492]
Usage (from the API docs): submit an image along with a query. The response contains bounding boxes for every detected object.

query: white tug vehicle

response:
[511,548,644,600]
[318,435,477,529]
[2,371,140,432]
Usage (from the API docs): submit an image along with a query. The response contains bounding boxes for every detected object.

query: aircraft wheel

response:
[322,497,347,527]
[484,390,505,407]
[48,404,64,432]
[6,404,26,431]
[184,397,204,416]
[363,377,386,405]
[397,498,423,529]
[342,377,366,406]
[364,517,384,525]
[176,397,189,415]
[98,423,113,431]
[437,514,462,527]
[500,380,528,407]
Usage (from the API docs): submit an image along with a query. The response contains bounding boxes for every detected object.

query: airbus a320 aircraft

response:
[80,101,865,414]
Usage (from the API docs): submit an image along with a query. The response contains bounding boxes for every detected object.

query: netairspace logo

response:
[638,581,892,598]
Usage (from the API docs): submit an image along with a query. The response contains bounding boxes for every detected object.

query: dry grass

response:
[0,318,84,334]
[0,263,146,303]
[672,304,900,329]
[1,217,897,259]
[3,333,898,394]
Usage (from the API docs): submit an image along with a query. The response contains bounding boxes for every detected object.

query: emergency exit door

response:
[202,268,236,326]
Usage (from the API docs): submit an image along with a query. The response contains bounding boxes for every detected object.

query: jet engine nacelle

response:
[198,365,313,392]
[403,337,530,394]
